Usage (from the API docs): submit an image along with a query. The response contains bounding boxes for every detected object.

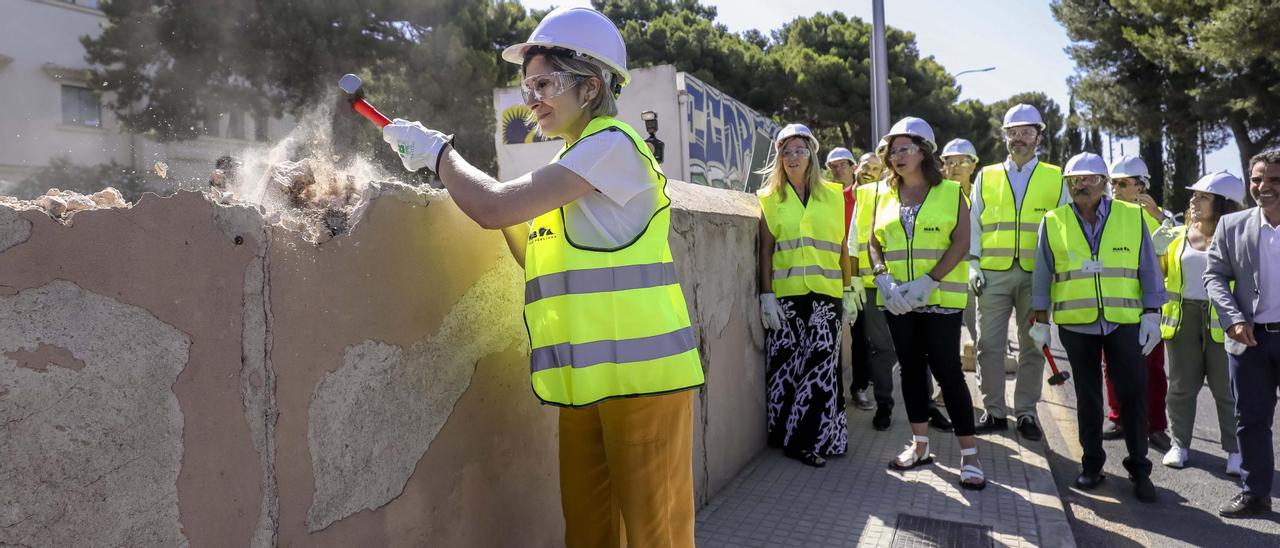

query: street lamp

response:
[954,66,996,79]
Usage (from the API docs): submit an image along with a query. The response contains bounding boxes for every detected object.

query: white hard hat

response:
[776,123,819,150]
[1190,171,1246,204]
[882,116,937,152]
[1063,152,1109,177]
[501,7,630,87]
[826,147,855,165]
[940,138,979,160]
[1002,104,1045,130]
[1108,155,1150,182]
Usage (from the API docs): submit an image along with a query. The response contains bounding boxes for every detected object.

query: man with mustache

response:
[968,104,1069,441]
[1205,149,1280,518]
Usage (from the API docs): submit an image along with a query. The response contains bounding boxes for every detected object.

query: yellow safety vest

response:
[854,180,891,288]
[1043,199,1145,325]
[524,116,704,407]
[873,180,969,309]
[1161,226,1226,343]
[978,162,1063,272]
[759,180,846,299]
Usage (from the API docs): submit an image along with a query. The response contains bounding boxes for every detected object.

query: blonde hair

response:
[756,136,827,202]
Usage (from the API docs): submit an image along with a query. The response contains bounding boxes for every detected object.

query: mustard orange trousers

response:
[558,389,696,548]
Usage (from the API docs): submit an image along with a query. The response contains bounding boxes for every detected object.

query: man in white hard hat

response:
[856,151,886,186]
[942,138,981,350]
[1031,152,1165,502]
[969,104,1069,441]
[941,138,980,197]
[1100,155,1174,451]
[1206,150,1280,518]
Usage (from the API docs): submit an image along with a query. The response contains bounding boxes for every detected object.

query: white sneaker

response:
[1162,446,1189,468]
[1226,452,1243,476]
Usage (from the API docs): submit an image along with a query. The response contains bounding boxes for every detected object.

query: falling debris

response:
[1,187,131,221]
[153,161,169,179]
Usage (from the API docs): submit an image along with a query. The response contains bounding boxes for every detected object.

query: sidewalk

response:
[695,373,1076,547]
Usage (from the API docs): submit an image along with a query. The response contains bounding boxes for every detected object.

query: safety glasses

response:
[1005,127,1038,140]
[944,157,975,168]
[520,71,585,104]
[1067,175,1107,187]
[780,147,812,158]
[887,144,921,158]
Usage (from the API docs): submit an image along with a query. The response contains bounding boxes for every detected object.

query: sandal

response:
[786,449,827,468]
[959,447,987,491]
[888,435,934,470]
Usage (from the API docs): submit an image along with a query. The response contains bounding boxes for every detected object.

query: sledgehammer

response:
[338,74,391,128]
[1028,317,1071,386]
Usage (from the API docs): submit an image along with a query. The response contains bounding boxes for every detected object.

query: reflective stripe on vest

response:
[978,163,1063,271]
[523,116,704,407]
[759,180,846,298]
[854,181,891,288]
[1044,200,1145,325]
[873,179,968,309]
[1160,227,1226,343]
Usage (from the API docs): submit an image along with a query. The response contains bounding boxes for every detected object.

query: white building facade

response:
[0,0,292,193]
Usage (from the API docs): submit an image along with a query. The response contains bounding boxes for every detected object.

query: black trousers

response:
[1229,326,1280,497]
[850,309,871,392]
[885,311,976,436]
[1058,324,1152,478]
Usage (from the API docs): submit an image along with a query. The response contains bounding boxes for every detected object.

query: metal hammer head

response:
[1048,371,1071,386]
[338,73,363,97]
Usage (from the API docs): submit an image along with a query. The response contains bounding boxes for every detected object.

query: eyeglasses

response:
[944,158,975,168]
[780,148,812,158]
[1067,175,1107,186]
[1005,127,1038,140]
[520,71,584,104]
[887,144,920,158]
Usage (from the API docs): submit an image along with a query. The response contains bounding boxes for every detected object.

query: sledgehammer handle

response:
[353,98,391,128]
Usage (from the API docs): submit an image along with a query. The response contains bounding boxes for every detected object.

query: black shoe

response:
[1016,415,1043,441]
[1101,421,1123,440]
[1148,430,1172,452]
[1075,471,1106,490]
[873,406,892,431]
[975,414,1008,434]
[1133,475,1157,503]
[1219,492,1272,518]
[928,408,954,432]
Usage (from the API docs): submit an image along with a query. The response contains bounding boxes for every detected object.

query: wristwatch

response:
[872,263,889,276]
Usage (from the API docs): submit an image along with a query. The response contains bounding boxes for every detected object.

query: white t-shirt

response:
[553,131,659,248]
[1180,245,1209,301]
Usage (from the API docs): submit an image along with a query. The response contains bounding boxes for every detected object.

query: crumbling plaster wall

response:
[0,181,766,546]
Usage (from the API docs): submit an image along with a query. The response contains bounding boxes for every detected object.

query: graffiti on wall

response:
[684,75,778,193]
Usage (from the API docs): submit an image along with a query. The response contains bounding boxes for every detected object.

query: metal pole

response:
[870,0,890,147]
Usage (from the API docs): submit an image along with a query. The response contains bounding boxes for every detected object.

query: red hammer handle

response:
[1042,344,1063,375]
[353,98,391,128]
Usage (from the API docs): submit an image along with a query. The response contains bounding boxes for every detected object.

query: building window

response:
[61,85,101,127]
[227,109,245,140]
[254,111,270,142]
[202,110,222,138]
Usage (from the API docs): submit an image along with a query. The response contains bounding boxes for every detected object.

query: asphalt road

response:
[1035,346,1280,547]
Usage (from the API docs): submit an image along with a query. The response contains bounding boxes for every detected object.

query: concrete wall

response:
[0,181,765,546]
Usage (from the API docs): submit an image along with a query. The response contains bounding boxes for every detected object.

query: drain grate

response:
[889,514,993,548]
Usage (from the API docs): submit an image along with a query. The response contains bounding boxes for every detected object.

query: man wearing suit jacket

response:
[1205,149,1280,518]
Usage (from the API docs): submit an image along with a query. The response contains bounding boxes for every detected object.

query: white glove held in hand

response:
[760,293,783,331]
[1029,321,1052,351]
[899,275,940,309]
[875,274,913,316]
[842,286,861,326]
[1150,219,1179,256]
[968,259,986,295]
[383,118,453,173]
[1139,312,1161,356]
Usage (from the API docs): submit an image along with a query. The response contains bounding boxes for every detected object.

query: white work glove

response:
[1150,219,1178,256]
[1029,321,1052,351]
[968,259,986,296]
[875,274,913,316]
[382,118,453,173]
[760,293,783,331]
[842,286,862,326]
[851,282,867,310]
[1139,312,1161,356]
[898,275,940,309]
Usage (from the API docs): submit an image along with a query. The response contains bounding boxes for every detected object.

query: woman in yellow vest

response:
[1160,172,1245,472]
[382,8,703,547]
[757,123,851,468]
[866,117,986,490]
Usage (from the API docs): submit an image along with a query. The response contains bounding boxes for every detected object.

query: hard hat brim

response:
[503,41,632,86]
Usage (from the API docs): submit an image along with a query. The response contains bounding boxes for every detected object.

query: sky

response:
[518,0,1240,176]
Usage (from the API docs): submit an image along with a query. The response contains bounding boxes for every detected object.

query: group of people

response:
[374,6,1278,546]
[756,103,1280,517]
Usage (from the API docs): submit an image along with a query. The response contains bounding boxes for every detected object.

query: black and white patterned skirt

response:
[766,293,848,456]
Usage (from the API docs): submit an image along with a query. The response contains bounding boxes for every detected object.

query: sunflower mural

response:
[501,105,554,144]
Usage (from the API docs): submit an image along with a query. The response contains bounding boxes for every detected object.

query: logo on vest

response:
[923,226,941,233]
[1112,246,1132,253]
[528,226,557,242]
